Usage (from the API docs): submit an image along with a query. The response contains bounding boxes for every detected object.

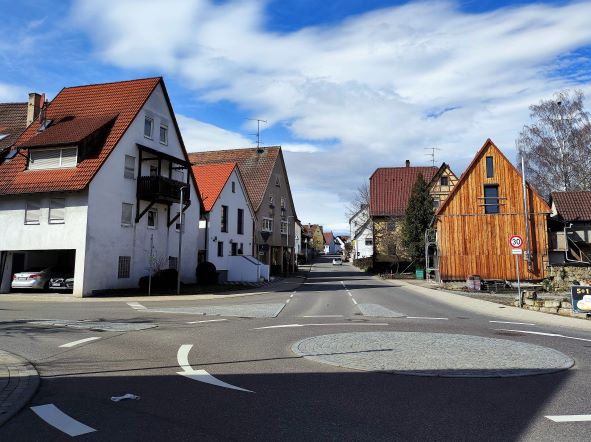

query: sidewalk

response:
[0,272,310,303]
[0,350,39,428]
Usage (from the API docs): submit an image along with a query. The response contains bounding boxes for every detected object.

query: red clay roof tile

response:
[0,103,27,150]
[551,191,591,221]
[192,162,237,212]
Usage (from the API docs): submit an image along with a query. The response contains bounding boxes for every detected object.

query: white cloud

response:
[0,83,27,102]
[176,114,252,151]
[71,0,591,229]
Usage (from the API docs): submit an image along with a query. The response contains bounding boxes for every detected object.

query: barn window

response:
[483,185,499,214]
[486,156,494,178]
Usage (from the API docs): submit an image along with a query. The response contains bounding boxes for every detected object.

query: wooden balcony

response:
[137,176,190,204]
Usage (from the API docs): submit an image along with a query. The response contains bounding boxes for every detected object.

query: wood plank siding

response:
[435,139,551,281]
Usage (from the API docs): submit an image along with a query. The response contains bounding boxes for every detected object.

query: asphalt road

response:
[1,256,591,441]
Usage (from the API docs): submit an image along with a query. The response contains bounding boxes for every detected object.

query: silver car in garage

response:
[11,267,53,290]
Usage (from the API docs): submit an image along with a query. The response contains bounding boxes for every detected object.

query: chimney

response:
[27,93,43,126]
[405,160,410,167]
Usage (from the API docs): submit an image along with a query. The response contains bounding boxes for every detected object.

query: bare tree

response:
[345,182,370,221]
[517,89,591,198]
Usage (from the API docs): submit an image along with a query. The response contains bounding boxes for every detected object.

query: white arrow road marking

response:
[176,344,252,393]
[254,323,389,330]
[31,404,96,437]
[495,329,591,342]
[59,337,101,348]
[186,319,227,324]
[406,316,449,320]
[490,320,536,326]
[546,415,591,422]
[127,302,146,310]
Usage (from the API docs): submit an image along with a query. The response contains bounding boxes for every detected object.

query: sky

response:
[2,0,591,234]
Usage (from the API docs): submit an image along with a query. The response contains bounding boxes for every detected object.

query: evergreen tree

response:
[401,174,433,265]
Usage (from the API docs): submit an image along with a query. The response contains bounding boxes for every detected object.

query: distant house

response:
[189,147,298,275]
[369,160,457,270]
[549,191,591,265]
[435,139,551,281]
[192,162,268,282]
[0,78,202,296]
[304,224,324,254]
[0,94,40,152]
[349,205,372,259]
[323,231,336,254]
[335,235,348,254]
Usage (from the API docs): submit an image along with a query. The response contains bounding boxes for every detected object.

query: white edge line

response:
[494,329,591,342]
[187,319,227,324]
[59,337,101,348]
[406,316,449,320]
[352,299,358,305]
[546,415,591,422]
[489,320,536,326]
[31,404,96,437]
[286,299,291,303]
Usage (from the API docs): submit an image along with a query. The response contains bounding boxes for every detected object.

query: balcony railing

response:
[137,176,189,203]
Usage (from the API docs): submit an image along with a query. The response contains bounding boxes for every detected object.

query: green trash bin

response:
[415,268,425,280]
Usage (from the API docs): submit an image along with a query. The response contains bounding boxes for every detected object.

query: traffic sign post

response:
[510,235,523,307]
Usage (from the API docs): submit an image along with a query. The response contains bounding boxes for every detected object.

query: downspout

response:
[204,214,209,262]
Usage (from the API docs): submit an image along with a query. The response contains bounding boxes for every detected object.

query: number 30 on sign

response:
[510,235,523,248]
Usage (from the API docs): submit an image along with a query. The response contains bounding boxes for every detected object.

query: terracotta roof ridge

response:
[62,76,162,91]
[189,145,281,155]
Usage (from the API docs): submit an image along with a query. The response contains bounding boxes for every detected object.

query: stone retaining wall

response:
[546,265,591,291]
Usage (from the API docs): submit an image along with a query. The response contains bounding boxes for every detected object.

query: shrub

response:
[196,261,218,285]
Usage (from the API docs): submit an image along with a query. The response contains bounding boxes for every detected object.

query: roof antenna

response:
[425,146,441,167]
[248,118,267,152]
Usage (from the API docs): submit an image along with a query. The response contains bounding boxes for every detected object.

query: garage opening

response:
[5,250,76,293]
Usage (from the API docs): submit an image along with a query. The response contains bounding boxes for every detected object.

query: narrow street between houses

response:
[1,256,591,441]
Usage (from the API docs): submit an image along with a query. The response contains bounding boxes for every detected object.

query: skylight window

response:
[0,134,8,141]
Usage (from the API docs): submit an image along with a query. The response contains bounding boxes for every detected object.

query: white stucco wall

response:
[84,84,200,294]
[0,192,88,295]
[204,169,254,276]
[350,209,373,259]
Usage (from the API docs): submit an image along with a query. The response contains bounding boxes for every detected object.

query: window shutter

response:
[49,198,66,223]
[25,200,41,224]
[29,149,61,169]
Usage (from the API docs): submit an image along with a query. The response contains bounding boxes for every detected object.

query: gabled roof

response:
[427,162,454,187]
[323,231,334,245]
[369,165,438,217]
[192,162,237,212]
[551,191,591,221]
[0,103,27,150]
[0,77,161,195]
[435,138,551,216]
[188,147,295,215]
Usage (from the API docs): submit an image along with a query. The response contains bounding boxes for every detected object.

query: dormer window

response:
[29,147,77,170]
[144,116,154,139]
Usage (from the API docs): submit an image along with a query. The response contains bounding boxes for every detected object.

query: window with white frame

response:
[262,217,273,232]
[49,198,65,223]
[159,124,168,145]
[118,256,131,278]
[25,199,41,224]
[29,147,77,170]
[124,155,136,179]
[365,238,373,246]
[144,116,154,139]
[121,203,133,226]
[281,220,288,235]
[217,241,224,257]
[147,209,157,229]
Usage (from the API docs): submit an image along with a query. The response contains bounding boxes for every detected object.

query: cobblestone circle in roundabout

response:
[291,332,574,377]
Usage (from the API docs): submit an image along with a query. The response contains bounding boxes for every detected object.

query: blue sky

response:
[1,0,591,233]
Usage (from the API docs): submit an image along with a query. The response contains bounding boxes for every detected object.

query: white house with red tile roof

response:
[192,162,268,282]
[0,78,202,296]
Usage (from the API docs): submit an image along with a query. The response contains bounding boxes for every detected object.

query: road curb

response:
[0,350,39,428]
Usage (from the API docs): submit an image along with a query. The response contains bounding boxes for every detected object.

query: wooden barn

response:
[434,139,551,281]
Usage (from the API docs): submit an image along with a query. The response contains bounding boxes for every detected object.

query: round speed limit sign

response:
[510,235,523,248]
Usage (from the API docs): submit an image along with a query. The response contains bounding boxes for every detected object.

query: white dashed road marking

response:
[127,302,147,310]
[546,414,591,422]
[176,344,253,393]
[254,323,389,330]
[489,320,536,326]
[495,329,591,343]
[352,299,358,305]
[303,315,344,318]
[31,404,96,437]
[187,319,227,324]
[59,337,101,348]
[406,316,449,320]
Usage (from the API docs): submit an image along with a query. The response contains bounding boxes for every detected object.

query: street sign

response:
[512,248,523,255]
[510,235,523,248]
